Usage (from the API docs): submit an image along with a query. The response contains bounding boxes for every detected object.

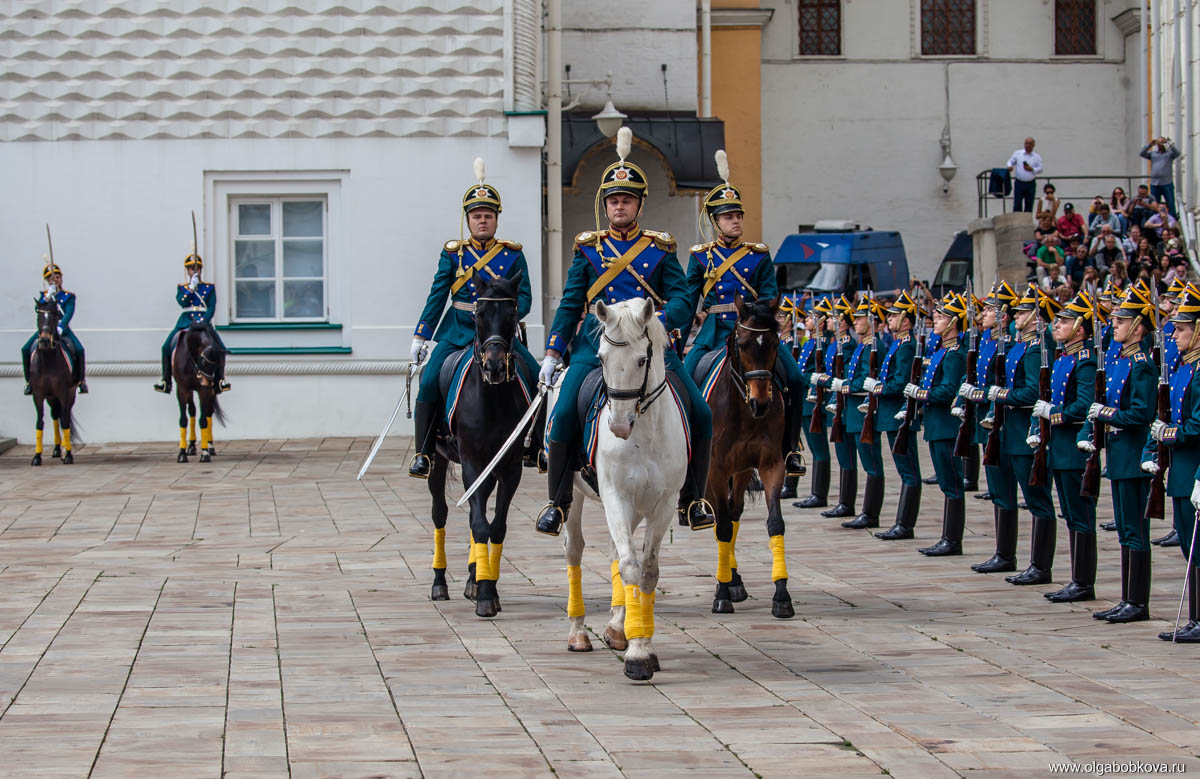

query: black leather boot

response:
[820,469,857,518]
[1006,515,1055,585]
[1160,566,1200,641]
[154,349,172,393]
[75,352,88,393]
[780,474,800,500]
[1152,528,1180,547]
[1048,531,1096,602]
[535,439,575,536]
[784,404,805,477]
[973,491,994,501]
[1100,519,1117,532]
[1094,547,1130,620]
[215,351,230,393]
[918,497,964,556]
[962,448,979,492]
[877,483,920,539]
[972,507,1018,573]
[794,460,830,508]
[408,400,437,478]
[843,474,882,529]
[677,439,716,531]
[1106,549,1150,622]
[922,474,938,485]
[22,351,32,394]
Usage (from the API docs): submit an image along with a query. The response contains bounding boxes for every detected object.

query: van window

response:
[782,263,822,291]
[807,263,849,293]
[934,259,970,289]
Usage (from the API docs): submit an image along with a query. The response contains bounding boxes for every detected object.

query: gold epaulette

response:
[690,241,713,255]
[643,230,675,250]
[575,229,606,246]
[444,239,462,252]
[497,239,523,251]
[750,242,769,253]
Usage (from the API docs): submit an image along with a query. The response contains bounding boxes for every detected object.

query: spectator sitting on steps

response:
[1041,263,1067,292]
[1035,233,1065,284]
[1128,184,1157,228]
[1091,233,1124,275]
[1036,182,1060,220]
[1057,202,1086,242]
[1144,202,1179,241]
[1088,202,1121,236]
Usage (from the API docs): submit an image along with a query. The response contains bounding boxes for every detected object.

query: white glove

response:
[55,325,63,335]
[809,372,827,386]
[1077,438,1096,453]
[987,386,1003,402]
[958,382,976,399]
[1191,480,1200,510]
[863,377,881,393]
[539,355,560,386]
[46,284,58,296]
[1150,419,1168,442]
[830,378,846,393]
[1032,400,1053,420]
[825,402,837,413]
[903,383,920,399]
[1087,402,1104,421]
[410,338,426,365]
[951,406,965,419]
[1141,460,1160,474]
[188,275,199,290]
[1026,435,1040,449]
[894,409,907,421]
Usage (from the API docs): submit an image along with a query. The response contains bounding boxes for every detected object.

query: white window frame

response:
[230,196,328,323]
[205,171,346,326]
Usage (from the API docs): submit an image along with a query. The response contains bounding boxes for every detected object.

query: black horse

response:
[427,272,536,618]
[171,316,225,463]
[29,300,79,465]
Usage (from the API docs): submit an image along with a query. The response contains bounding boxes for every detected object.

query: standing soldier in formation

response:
[23,261,88,395]
[1084,281,1158,623]
[809,295,859,518]
[1032,289,1099,601]
[839,297,886,529]
[776,294,807,499]
[794,298,834,508]
[871,290,923,539]
[1152,278,1186,547]
[407,159,539,478]
[1145,283,1200,640]
[903,292,967,556]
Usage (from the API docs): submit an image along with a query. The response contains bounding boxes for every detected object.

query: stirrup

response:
[785,451,806,477]
[408,453,431,479]
[77,381,89,394]
[153,380,171,394]
[23,383,32,396]
[683,499,716,531]
[535,504,565,536]
[218,380,231,392]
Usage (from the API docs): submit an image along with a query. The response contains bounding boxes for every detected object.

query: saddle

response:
[690,345,788,404]
[441,346,535,432]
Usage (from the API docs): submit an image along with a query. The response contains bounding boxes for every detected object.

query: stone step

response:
[0,437,15,454]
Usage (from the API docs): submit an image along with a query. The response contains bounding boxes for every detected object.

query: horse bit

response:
[474,296,516,384]
[602,328,668,417]
[730,321,775,406]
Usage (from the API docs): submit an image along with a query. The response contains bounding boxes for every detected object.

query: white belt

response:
[707,303,736,314]
[182,306,207,313]
[453,301,475,312]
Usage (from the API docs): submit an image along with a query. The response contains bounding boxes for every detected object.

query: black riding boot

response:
[408,400,437,478]
[793,460,830,509]
[1160,566,1200,641]
[1048,531,1096,602]
[678,440,716,531]
[1106,550,1150,623]
[843,474,882,529]
[1007,515,1056,585]
[918,497,964,556]
[1094,547,1130,619]
[820,469,857,518]
[962,447,979,492]
[75,351,88,393]
[972,507,1018,573]
[154,349,172,393]
[783,404,805,478]
[215,351,230,393]
[780,474,800,500]
[22,349,32,395]
[877,483,920,539]
[535,439,575,536]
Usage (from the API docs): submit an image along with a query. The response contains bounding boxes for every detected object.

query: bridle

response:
[602,328,667,416]
[729,320,776,406]
[36,304,60,350]
[186,323,217,387]
[474,295,516,384]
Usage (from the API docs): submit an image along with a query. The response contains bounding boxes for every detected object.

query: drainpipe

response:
[700,0,711,117]
[1151,0,1160,136]
[1140,0,1148,148]
[545,0,563,341]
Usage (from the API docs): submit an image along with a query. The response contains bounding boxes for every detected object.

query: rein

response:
[729,321,776,406]
[474,295,517,384]
[602,328,668,416]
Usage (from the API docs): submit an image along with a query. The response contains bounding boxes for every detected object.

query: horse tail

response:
[210,393,227,427]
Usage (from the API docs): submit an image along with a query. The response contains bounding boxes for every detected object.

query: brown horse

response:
[705,295,794,618]
[29,299,79,465]
[171,319,225,463]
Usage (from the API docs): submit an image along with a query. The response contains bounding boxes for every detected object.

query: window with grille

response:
[1055,0,1096,56]
[798,0,841,56]
[920,0,976,56]
[231,198,327,321]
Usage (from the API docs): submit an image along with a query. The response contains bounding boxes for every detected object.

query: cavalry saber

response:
[356,360,421,480]
[455,384,547,507]
[45,224,54,264]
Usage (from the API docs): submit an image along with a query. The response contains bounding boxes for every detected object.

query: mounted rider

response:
[535,127,715,536]
[407,158,540,478]
[683,150,806,482]
[23,259,88,395]
[154,247,229,394]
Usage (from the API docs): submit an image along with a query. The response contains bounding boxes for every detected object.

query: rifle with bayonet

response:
[953,278,977,457]
[829,313,847,445]
[982,279,1007,466]
[892,285,925,457]
[859,291,880,445]
[809,309,827,434]
[1029,316,1053,487]
[1081,283,1106,498]
[1146,287,1170,519]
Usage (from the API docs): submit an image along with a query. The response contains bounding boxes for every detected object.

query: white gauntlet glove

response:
[1076,437,1096,453]
[410,338,426,365]
[46,284,58,296]
[1032,400,1053,420]
[1087,403,1104,421]
[902,383,921,399]
[862,377,881,393]
[894,409,907,421]
[539,355,560,386]
[951,406,965,419]
[1150,419,1168,442]
[1026,434,1040,449]
[189,275,200,290]
[1141,460,1160,474]
[987,386,1003,402]
[809,372,828,386]
[830,378,846,393]
[958,382,976,399]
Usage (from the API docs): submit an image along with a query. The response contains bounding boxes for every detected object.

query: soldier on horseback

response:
[408,158,540,478]
[154,249,230,394]
[23,261,87,395]
[683,150,805,484]
[535,127,715,535]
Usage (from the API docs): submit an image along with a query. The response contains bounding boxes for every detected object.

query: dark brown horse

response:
[29,299,79,465]
[171,318,225,463]
[705,295,794,618]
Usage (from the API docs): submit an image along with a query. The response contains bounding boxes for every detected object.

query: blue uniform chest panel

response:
[848,342,869,378]
[879,337,908,381]
[921,347,951,389]
[581,242,664,302]
[823,341,837,373]
[1106,355,1134,406]
[1006,342,1030,387]
[701,249,765,319]
[798,340,818,371]
[1171,363,1195,423]
[455,248,517,299]
[1050,351,1088,406]
[976,336,997,384]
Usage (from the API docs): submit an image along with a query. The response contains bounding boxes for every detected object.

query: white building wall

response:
[1149,0,1199,246]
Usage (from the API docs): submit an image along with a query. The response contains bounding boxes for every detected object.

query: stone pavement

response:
[0,438,1197,778]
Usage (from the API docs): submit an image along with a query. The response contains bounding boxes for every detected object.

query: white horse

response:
[554,298,689,681]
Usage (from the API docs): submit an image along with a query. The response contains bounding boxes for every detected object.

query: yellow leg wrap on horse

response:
[770,535,787,582]
[567,565,585,618]
[716,540,732,583]
[622,584,644,640]
[730,520,740,570]
[188,416,197,443]
[61,428,71,452]
[432,527,447,570]
[472,543,492,581]
[640,589,655,639]
[610,560,624,607]
[488,543,502,582]
[53,419,61,446]
[179,427,188,449]
[35,429,43,454]
[202,426,212,450]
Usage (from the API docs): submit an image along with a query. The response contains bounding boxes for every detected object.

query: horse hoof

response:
[494,596,501,613]
[30,454,42,466]
[623,658,655,681]
[199,453,211,463]
[728,583,749,603]
[177,451,188,463]
[62,452,73,464]
[712,598,735,614]
[207,447,216,457]
[649,654,660,672]
[567,634,593,652]
[603,626,628,651]
[463,580,477,601]
[475,599,498,618]
[52,446,62,459]
[187,443,197,455]
[772,599,795,619]
[430,584,450,601]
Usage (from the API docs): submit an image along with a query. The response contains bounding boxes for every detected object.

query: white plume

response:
[473,157,485,184]
[616,126,632,163]
[715,149,730,184]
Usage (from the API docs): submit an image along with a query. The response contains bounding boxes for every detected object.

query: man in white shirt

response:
[1007,137,1043,213]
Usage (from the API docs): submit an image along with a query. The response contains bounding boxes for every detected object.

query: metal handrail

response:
[976,171,1152,220]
